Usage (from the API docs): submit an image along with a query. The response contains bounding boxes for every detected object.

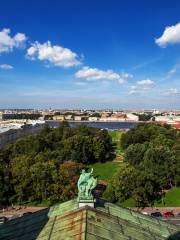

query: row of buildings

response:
[155,115,180,129]
[52,113,139,122]
[1,109,180,127]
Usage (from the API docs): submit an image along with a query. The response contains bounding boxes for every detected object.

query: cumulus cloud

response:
[75,66,133,83]
[137,79,155,89]
[128,85,138,95]
[0,28,27,53]
[26,41,81,68]
[128,89,138,95]
[0,64,14,69]
[155,22,180,47]
[163,88,180,96]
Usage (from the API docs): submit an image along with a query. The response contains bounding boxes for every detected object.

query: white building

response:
[88,117,99,121]
[53,115,65,121]
[126,113,139,121]
[74,116,82,121]
[65,115,73,120]
[155,116,172,122]
[155,115,180,123]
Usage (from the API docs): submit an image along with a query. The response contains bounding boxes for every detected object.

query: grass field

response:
[108,130,124,155]
[88,161,124,182]
[120,187,180,207]
[154,187,180,207]
[120,198,136,207]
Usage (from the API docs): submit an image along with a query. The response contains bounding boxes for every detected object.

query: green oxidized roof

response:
[0,199,180,240]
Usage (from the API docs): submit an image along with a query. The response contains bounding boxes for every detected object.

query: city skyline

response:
[0,0,180,109]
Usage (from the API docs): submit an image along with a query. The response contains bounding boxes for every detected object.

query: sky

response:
[0,0,180,109]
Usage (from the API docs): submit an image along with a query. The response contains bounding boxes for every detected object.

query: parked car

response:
[163,212,174,217]
[151,212,162,217]
[0,217,8,224]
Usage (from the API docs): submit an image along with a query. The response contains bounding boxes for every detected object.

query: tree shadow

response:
[166,232,180,240]
[93,182,107,199]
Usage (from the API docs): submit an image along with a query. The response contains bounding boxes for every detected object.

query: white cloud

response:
[0,64,14,69]
[128,89,138,95]
[137,79,155,89]
[130,85,137,90]
[75,66,133,83]
[0,28,27,53]
[167,63,180,78]
[26,41,81,68]
[128,85,138,95]
[163,88,180,96]
[155,22,180,47]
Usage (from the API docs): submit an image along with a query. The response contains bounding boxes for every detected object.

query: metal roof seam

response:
[116,215,124,234]
[47,216,57,240]
[84,209,88,240]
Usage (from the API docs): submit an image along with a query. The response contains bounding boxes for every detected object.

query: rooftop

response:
[0,199,180,240]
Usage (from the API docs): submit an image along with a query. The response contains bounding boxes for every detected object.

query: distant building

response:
[74,116,83,121]
[172,116,180,121]
[126,113,139,121]
[155,116,172,122]
[100,113,138,122]
[101,113,111,118]
[65,115,73,120]
[53,115,65,121]
[100,113,125,121]
[74,116,88,121]
[41,111,54,116]
[88,117,99,121]
[155,115,180,129]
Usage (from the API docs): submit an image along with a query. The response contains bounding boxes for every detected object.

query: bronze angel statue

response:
[77,168,97,200]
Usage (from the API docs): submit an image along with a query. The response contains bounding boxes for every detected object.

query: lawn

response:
[88,161,124,182]
[120,198,136,208]
[120,187,180,207]
[108,130,124,155]
[154,187,180,207]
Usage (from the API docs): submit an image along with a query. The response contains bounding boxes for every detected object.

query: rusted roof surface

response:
[0,199,180,240]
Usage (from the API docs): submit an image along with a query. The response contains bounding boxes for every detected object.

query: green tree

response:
[57,161,83,202]
[30,160,58,202]
[125,143,148,166]
[10,155,35,203]
[103,164,135,203]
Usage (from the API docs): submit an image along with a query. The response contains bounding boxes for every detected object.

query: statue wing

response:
[77,175,83,188]
[91,178,97,190]
[78,173,88,187]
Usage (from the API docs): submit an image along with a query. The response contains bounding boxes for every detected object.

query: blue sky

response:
[0,0,180,109]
